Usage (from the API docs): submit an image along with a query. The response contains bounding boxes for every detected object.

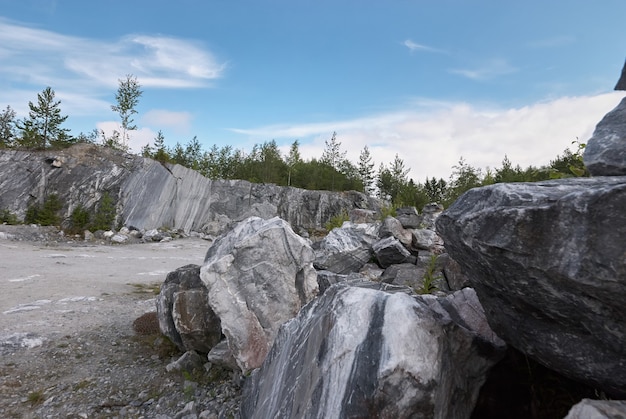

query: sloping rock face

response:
[0,144,381,234]
[241,284,505,419]
[200,216,318,373]
[436,177,626,396]
[583,96,626,176]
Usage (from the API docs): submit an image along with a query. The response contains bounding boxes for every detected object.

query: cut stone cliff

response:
[0,143,382,234]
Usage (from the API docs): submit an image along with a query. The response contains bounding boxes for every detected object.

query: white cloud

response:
[449,58,517,80]
[402,39,445,54]
[232,92,625,181]
[96,121,157,154]
[0,18,226,115]
[141,110,193,134]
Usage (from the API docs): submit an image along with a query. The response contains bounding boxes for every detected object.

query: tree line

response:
[0,77,589,210]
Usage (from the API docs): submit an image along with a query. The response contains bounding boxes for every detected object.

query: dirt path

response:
[0,235,208,340]
[0,231,245,418]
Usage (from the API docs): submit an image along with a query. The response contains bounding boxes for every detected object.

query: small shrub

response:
[24,194,62,226]
[69,204,91,233]
[27,390,45,405]
[38,193,62,225]
[92,191,116,231]
[24,201,40,224]
[380,205,396,220]
[0,209,19,225]
[325,210,349,231]
[416,254,442,295]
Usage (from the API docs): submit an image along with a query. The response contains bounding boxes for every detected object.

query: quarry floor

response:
[0,226,242,418]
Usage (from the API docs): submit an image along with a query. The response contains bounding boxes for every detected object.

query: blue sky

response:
[1,0,625,180]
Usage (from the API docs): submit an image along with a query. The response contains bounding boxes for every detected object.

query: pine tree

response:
[285,140,302,186]
[321,132,347,191]
[357,145,376,195]
[18,87,69,149]
[0,105,17,148]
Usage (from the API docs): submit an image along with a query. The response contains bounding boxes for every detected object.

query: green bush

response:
[416,254,442,295]
[325,210,349,231]
[92,192,116,231]
[24,194,62,226]
[0,209,19,225]
[69,204,91,233]
[379,205,396,220]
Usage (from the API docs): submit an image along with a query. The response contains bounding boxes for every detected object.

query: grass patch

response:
[324,210,349,231]
[127,282,161,295]
[26,390,45,405]
[73,380,91,391]
[132,333,180,360]
[416,255,441,295]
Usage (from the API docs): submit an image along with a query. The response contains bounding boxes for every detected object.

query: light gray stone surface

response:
[200,216,318,373]
[583,96,626,176]
[241,284,505,419]
[564,399,626,419]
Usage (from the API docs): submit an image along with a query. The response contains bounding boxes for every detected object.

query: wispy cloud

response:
[402,39,446,54]
[0,18,226,115]
[449,58,517,81]
[231,92,624,180]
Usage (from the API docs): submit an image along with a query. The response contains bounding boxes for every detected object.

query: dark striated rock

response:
[241,284,505,419]
[372,236,412,268]
[316,270,349,294]
[419,202,444,230]
[583,96,626,176]
[437,253,470,292]
[615,59,626,90]
[411,228,440,250]
[313,222,379,274]
[200,216,318,373]
[436,177,626,396]
[380,262,426,290]
[156,264,222,353]
[395,206,421,229]
[379,216,413,249]
[0,144,382,234]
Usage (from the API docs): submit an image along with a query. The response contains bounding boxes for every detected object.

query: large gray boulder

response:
[200,216,318,373]
[241,284,505,419]
[372,236,412,268]
[156,264,222,353]
[436,177,626,396]
[583,96,626,176]
[313,222,379,274]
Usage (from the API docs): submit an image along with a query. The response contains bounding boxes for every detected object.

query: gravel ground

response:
[0,225,242,418]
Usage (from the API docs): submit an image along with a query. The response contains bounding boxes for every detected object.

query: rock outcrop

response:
[0,144,381,234]
[313,221,379,274]
[565,399,626,419]
[436,177,626,396]
[200,216,318,373]
[583,96,626,176]
[156,264,222,353]
[241,284,505,419]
